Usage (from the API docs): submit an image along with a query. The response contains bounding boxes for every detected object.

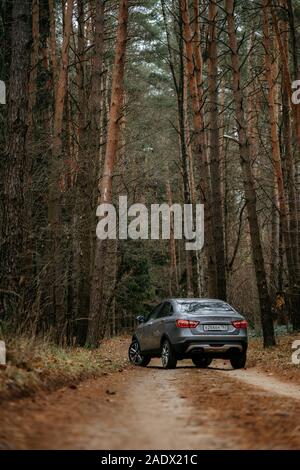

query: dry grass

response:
[1,332,300,402]
[248,333,300,384]
[0,335,129,401]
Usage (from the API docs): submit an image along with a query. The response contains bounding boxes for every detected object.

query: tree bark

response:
[28,0,39,129]
[286,0,299,80]
[264,0,300,330]
[48,0,58,87]
[166,178,179,295]
[0,0,32,321]
[207,0,227,300]
[180,0,217,298]
[179,22,193,297]
[48,0,74,341]
[87,0,129,347]
[271,5,300,151]
[278,3,300,329]
[192,0,203,101]
[263,3,294,273]
[225,0,275,346]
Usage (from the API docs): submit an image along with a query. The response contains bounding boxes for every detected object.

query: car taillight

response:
[232,320,248,329]
[176,319,199,328]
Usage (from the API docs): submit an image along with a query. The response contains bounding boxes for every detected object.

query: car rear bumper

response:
[172,338,248,358]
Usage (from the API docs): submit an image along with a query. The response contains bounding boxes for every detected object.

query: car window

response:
[157,302,173,318]
[177,301,234,315]
[148,303,163,320]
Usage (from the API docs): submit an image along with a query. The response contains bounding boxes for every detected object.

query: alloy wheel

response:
[129,341,142,365]
[161,342,169,367]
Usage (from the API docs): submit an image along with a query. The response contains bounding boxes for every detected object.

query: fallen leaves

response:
[248,334,300,384]
[0,335,130,402]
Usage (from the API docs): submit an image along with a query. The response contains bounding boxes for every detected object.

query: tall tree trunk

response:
[48,0,58,87]
[183,51,202,297]
[77,0,86,148]
[225,0,275,346]
[192,0,203,101]
[220,80,230,283]
[74,0,87,343]
[48,0,73,341]
[286,0,299,80]
[183,62,196,206]
[271,5,300,151]
[263,5,294,273]
[192,0,216,297]
[87,0,129,347]
[0,0,32,321]
[75,0,105,345]
[279,3,300,329]
[28,0,39,129]
[90,0,105,150]
[35,0,54,332]
[166,178,179,295]
[180,0,217,298]
[207,0,227,300]
[281,11,298,267]
[73,0,87,344]
[161,0,195,296]
[264,2,300,330]
[179,29,193,297]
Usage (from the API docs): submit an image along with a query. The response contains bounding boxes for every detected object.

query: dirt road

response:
[1,357,300,450]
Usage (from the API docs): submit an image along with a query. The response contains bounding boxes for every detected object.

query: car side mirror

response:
[136,315,145,323]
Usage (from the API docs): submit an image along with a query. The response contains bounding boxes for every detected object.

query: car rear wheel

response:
[192,357,212,368]
[230,351,247,369]
[161,339,177,369]
[128,340,151,367]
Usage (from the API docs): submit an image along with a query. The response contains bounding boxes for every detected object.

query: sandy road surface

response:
[1,359,300,450]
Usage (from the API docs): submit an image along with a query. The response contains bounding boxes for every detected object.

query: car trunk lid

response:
[188,314,241,335]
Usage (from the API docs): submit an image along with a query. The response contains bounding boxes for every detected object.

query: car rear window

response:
[177,301,234,314]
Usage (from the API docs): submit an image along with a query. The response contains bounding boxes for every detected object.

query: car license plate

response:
[203,324,228,331]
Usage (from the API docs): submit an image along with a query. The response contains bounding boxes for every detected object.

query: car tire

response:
[192,357,212,368]
[161,339,177,369]
[230,351,247,369]
[128,340,151,367]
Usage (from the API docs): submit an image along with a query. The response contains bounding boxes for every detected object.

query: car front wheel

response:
[161,339,177,369]
[128,340,151,367]
[230,351,247,369]
[192,357,212,368]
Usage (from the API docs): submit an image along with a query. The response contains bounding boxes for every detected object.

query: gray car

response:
[128,298,248,369]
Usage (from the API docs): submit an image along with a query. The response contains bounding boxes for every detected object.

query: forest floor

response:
[0,336,128,401]
[0,334,300,450]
